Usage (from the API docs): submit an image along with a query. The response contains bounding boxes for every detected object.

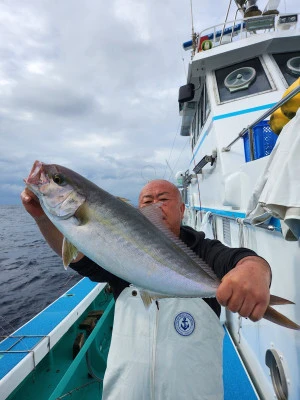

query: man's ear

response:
[180,203,185,219]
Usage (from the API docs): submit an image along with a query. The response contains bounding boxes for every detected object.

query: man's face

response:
[138,180,185,237]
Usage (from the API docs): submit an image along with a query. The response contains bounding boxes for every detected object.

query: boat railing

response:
[195,12,299,54]
[0,334,50,369]
[221,85,300,159]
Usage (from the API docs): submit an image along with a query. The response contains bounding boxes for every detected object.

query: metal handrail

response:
[222,85,300,152]
[196,12,300,53]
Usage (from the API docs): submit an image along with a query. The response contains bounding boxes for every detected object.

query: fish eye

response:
[53,174,65,185]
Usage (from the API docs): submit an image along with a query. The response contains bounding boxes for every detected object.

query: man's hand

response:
[216,256,271,322]
[21,187,84,263]
[21,187,63,257]
[21,187,45,219]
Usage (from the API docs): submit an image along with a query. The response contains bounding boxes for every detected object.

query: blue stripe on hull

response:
[213,103,277,121]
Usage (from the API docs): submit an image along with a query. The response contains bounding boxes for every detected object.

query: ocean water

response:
[0,205,81,338]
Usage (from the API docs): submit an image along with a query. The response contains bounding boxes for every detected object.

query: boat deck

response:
[1,278,260,399]
[223,326,259,399]
[0,279,113,400]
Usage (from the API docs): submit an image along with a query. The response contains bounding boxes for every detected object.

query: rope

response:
[55,381,100,399]
[220,0,234,44]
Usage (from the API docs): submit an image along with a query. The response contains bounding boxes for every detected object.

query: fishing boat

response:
[1,1,300,399]
[177,0,300,399]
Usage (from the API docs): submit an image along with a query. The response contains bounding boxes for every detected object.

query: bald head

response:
[139,180,181,204]
[138,179,185,236]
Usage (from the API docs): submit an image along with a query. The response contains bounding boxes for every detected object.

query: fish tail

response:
[269,294,295,306]
[263,306,300,330]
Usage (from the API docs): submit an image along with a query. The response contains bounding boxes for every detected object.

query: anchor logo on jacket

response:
[174,312,195,336]
[181,317,190,331]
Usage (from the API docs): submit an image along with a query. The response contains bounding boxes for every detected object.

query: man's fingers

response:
[248,301,269,322]
[237,298,256,319]
[222,292,252,315]
[21,192,32,203]
[216,281,232,308]
[21,188,45,219]
[217,277,269,320]
[21,188,38,203]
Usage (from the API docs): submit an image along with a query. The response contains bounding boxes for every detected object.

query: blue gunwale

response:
[0,278,101,380]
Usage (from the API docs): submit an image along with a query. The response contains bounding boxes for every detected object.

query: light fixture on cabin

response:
[224,67,256,92]
[287,57,300,77]
[244,0,262,18]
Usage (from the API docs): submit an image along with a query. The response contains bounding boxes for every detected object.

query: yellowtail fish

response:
[25,160,300,330]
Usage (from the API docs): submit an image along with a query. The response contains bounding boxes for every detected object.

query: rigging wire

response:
[220,0,234,44]
[141,165,157,183]
[181,51,188,79]
[165,159,175,180]
[167,138,189,181]
[225,0,234,21]
[163,118,181,179]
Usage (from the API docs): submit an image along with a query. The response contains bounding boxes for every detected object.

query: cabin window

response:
[272,51,300,86]
[191,83,211,149]
[215,57,272,103]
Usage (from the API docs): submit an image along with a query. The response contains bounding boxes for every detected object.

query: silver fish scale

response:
[81,199,220,298]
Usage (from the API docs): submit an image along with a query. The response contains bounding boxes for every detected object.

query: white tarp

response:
[246,108,300,241]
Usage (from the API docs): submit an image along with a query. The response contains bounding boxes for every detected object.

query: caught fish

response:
[25,160,300,330]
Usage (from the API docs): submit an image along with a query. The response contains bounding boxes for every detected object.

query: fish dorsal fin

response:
[139,203,219,282]
[62,237,79,269]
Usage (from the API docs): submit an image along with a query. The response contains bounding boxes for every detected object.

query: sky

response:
[0,0,298,205]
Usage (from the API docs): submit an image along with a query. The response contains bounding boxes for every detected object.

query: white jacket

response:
[102,287,224,400]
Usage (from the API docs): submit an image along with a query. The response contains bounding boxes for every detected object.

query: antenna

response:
[190,0,195,36]
[189,0,197,57]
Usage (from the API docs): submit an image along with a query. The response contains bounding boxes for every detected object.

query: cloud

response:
[1,0,298,205]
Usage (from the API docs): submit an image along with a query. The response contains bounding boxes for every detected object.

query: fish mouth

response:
[24,160,50,187]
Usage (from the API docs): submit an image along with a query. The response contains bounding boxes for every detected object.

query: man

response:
[21,179,271,399]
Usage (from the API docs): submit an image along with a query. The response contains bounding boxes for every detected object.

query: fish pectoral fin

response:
[62,237,79,269]
[139,290,174,309]
[263,306,300,330]
[139,291,154,309]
